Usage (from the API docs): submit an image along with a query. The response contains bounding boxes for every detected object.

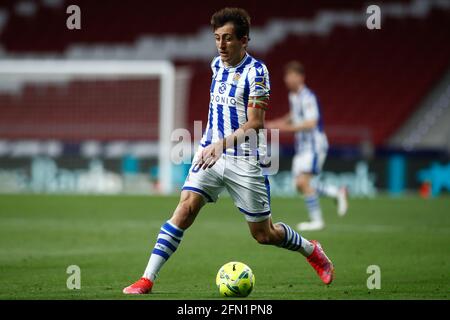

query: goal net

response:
[0,60,189,195]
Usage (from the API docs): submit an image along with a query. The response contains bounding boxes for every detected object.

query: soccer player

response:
[123,8,334,294]
[266,61,348,231]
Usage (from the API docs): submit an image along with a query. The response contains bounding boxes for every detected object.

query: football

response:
[216,261,255,297]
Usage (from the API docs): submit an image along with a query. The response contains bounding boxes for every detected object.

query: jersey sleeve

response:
[248,62,271,98]
[302,94,319,121]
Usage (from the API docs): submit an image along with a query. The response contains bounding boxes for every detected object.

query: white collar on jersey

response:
[220,52,250,70]
[295,84,308,97]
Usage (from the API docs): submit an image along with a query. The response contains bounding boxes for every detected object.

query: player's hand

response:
[194,141,223,170]
[265,120,277,129]
[265,120,281,130]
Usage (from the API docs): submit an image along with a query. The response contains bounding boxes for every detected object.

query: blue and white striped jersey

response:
[200,53,270,157]
[289,86,328,153]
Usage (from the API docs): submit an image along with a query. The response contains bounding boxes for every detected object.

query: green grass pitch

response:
[0,194,449,300]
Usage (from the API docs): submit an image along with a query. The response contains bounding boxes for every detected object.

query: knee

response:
[297,176,314,195]
[252,231,273,245]
[180,190,205,213]
[175,198,197,224]
[296,177,308,193]
[171,193,202,228]
[178,197,194,216]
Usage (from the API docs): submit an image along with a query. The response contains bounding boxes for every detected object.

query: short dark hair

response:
[284,61,305,76]
[211,7,251,40]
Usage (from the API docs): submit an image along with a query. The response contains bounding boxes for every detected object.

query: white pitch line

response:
[326,224,450,234]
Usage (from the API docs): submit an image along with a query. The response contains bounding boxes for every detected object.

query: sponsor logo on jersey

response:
[210,93,237,106]
[218,82,227,94]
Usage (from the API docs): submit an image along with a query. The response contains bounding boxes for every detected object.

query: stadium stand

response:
[0,0,449,147]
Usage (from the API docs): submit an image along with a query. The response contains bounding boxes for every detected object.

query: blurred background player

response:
[266,61,348,231]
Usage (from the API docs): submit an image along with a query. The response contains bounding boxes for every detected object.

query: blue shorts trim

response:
[238,207,271,217]
[182,186,214,203]
[264,175,271,205]
[312,152,319,175]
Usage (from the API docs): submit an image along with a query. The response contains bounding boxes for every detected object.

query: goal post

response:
[0,60,177,194]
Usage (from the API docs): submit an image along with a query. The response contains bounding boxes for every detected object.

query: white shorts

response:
[292,149,327,177]
[182,151,271,223]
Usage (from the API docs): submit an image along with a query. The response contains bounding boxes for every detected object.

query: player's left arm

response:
[196,64,271,169]
[220,100,267,153]
[196,96,268,170]
[222,95,268,143]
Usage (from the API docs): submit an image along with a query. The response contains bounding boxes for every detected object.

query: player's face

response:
[284,70,305,92]
[214,22,247,66]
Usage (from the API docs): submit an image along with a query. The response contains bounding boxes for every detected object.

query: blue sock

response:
[143,221,184,281]
[304,194,323,222]
[276,222,314,256]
